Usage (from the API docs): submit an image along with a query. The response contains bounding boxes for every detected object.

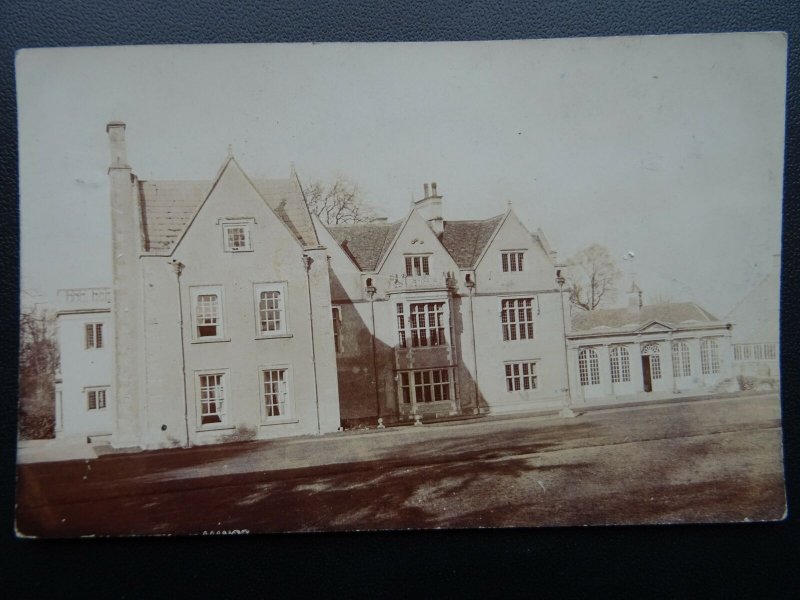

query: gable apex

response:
[635,320,674,332]
[137,155,319,254]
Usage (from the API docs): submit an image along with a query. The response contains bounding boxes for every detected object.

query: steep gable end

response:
[138,158,318,254]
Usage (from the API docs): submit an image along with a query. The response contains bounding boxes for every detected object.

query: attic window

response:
[501,251,524,272]
[222,222,252,252]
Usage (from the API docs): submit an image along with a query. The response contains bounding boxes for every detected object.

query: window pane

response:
[196,294,219,337]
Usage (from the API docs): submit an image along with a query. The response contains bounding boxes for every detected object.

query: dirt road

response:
[16,393,786,537]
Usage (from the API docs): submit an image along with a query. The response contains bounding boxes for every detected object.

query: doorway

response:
[641,355,652,392]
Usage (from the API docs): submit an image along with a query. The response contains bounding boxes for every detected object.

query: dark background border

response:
[1,1,797,596]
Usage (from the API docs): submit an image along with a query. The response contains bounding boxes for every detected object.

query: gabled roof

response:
[326,213,505,272]
[571,302,722,333]
[137,175,319,254]
[439,216,505,269]
[326,221,403,271]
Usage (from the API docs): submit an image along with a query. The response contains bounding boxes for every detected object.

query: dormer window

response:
[405,255,430,276]
[222,221,253,252]
[501,251,524,272]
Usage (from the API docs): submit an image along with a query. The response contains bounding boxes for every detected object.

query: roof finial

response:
[290,161,297,177]
[227,144,233,158]
[507,199,512,209]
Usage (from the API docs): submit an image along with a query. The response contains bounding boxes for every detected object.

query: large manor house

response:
[51,123,779,450]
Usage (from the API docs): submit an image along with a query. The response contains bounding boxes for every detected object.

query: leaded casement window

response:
[609,346,631,383]
[501,297,535,341]
[642,343,662,380]
[332,307,342,353]
[85,323,103,349]
[700,338,721,375]
[222,221,252,252]
[400,369,452,404]
[253,282,288,337]
[262,368,290,420]
[86,388,107,410]
[197,372,226,426]
[405,255,430,276]
[671,341,692,378]
[408,302,446,347]
[505,361,538,392]
[191,287,224,340]
[578,348,601,386]
[396,303,407,348]
[501,251,525,272]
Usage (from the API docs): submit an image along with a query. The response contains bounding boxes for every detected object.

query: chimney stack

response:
[414,181,444,236]
[106,121,129,169]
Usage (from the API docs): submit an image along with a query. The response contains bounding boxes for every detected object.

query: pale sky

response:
[17,33,786,317]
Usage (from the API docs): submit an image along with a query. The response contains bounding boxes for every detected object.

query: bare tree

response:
[18,305,59,439]
[565,244,622,311]
[304,175,376,225]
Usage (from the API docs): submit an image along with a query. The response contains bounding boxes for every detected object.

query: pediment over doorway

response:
[635,320,674,333]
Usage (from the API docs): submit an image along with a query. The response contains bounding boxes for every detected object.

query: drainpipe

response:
[466,279,480,414]
[303,255,322,434]
[171,260,192,447]
[366,283,382,427]
[557,272,576,418]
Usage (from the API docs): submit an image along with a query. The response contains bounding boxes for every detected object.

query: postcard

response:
[16,33,786,536]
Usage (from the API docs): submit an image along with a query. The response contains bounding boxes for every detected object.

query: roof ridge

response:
[444,215,504,224]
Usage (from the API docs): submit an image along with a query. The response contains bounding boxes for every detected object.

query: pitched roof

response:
[137,177,318,253]
[571,302,722,333]
[326,221,403,271]
[439,216,504,269]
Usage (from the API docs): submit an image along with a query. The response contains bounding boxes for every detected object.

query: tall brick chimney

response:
[414,181,443,236]
[106,121,142,448]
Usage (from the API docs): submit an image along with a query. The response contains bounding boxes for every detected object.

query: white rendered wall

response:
[55,311,114,439]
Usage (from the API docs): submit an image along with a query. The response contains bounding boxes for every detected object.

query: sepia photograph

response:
[15,33,786,537]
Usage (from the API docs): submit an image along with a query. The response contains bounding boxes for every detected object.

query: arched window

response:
[641,343,662,380]
[700,338,720,374]
[578,348,600,386]
[610,346,631,383]
[671,341,691,378]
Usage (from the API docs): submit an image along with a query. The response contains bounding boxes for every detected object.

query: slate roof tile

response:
[570,302,722,333]
[439,216,504,269]
[327,221,402,271]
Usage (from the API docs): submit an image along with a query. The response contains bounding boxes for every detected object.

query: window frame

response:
[408,302,447,348]
[504,361,539,392]
[500,297,535,341]
[671,341,692,378]
[190,285,227,343]
[501,250,526,273]
[700,338,721,375]
[399,368,453,404]
[253,282,289,338]
[578,348,601,386]
[85,322,104,349]
[609,345,631,383]
[194,369,231,430]
[85,386,109,411]
[221,220,254,253]
[404,254,431,276]
[259,365,295,424]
